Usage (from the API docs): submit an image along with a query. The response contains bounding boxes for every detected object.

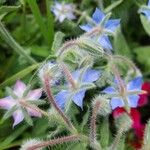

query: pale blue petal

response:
[111,97,124,109]
[71,69,81,81]
[104,19,120,33]
[98,35,113,50]
[55,90,69,110]
[139,8,150,20]
[148,0,150,6]
[128,95,139,108]
[79,24,93,32]
[127,77,143,91]
[92,8,105,23]
[103,86,116,94]
[72,90,86,109]
[83,69,100,83]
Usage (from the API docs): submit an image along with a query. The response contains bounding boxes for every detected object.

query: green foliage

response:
[0,0,150,150]
[140,14,150,36]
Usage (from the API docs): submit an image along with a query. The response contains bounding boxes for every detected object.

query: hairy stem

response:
[27,135,80,150]
[90,101,100,142]
[0,21,36,64]
[43,74,77,133]
[110,127,124,150]
[60,63,77,89]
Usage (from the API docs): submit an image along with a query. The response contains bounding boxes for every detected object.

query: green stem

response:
[0,21,36,64]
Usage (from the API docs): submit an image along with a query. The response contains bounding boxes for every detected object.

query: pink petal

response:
[26,89,42,100]
[13,80,27,97]
[27,108,42,117]
[13,110,24,127]
[0,97,16,110]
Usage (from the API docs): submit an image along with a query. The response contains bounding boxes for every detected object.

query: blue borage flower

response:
[139,0,150,21]
[103,77,143,110]
[80,8,120,51]
[55,69,100,110]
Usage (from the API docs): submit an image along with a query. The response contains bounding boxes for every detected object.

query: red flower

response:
[112,82,150,149]
[138,82,150,106]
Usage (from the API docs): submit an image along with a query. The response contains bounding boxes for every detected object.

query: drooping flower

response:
[139,0,150,21]
[55,68,100,110]
[0,80,42,126]
[103,77,143,110]
[51,2,76,23]
[39,61,61,85]
[80,8,120,50]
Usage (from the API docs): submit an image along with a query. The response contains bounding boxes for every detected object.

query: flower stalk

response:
[27,135,80,150]
[43,74,77,133]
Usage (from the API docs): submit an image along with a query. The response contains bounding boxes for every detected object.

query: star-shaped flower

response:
[139,0,150,20]
[103,77,143,110]
[0,80,42,126]
[55,69,100,110]
[80,8,120,50]
[51,2,76,23]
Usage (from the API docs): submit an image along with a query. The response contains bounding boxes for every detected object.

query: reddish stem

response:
[44,74,75,130]
[27,135,79,150]
[90,101,101,143]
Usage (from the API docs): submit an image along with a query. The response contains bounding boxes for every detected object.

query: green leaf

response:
[140,14,150,36]
[27,0,54,47]
[104,0,123,13]
[29,45,50,57]
[134,46,150,70]
[114,28,131,58]
[0,63,40,88]
[0,124,28,149]
[0,5,20,20]
[2,105,18,120]
[51,31,65,53]
[0,21,36,64]
[100,117,109,148]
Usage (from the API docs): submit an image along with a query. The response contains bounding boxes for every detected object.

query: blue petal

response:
[103,86,116,94]
[148,0,150,6]
[79,24,93,32]
[128,95,139,108]
[139,8,150,20]
[92,8,105,23]
[104,19,120,33]
[111,97,124,109]
[127,77,143,91]
[55,90,69,110]
[98,35,113,50]
[72,90,86,109]
[71,69,81,81]
[82,69,100,83]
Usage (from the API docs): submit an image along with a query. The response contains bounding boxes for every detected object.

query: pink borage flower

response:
[0,80,42,127]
